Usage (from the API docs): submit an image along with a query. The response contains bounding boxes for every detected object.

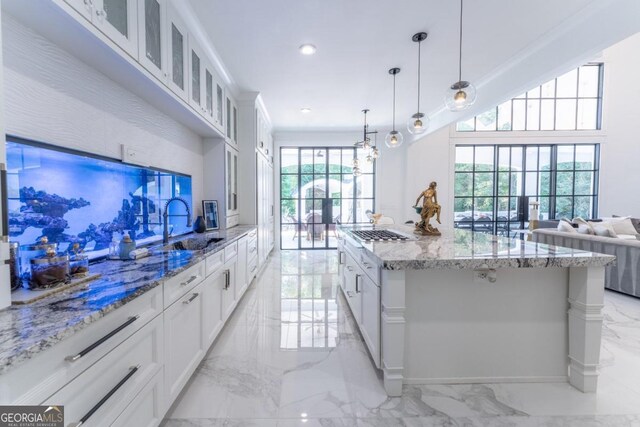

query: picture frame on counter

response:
[203,200,220,230]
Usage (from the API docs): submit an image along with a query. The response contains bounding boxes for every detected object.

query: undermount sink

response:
[163,237,225,252]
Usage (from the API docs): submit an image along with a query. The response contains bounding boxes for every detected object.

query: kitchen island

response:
[337,225,615,397]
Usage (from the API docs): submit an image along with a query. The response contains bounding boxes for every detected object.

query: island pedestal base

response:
[380,266,605,396]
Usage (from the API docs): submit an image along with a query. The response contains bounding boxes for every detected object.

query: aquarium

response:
[6,137,193,260]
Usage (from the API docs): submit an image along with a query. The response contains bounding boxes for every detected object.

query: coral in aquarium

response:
[9,187,91,243]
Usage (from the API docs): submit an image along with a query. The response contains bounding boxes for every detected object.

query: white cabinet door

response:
[236,236,248,297]
[215,76,225,132]
[201,270,224,348]
[93,0,138,57]
[225,145,239,218]
[164,282,204,404]
[360,274,381,368]
[138,0,168,82]
[344,255,362,325]
[221,258,237,321]
[188,37,206,114]
[203,62,225,132]
[166,1,188,101]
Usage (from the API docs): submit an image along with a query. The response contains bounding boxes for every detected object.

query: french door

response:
[280,147,375,250]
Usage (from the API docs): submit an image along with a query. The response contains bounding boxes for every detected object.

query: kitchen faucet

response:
[162,197,192,244]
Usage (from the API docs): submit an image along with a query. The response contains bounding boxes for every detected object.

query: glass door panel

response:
[280,147,374,250]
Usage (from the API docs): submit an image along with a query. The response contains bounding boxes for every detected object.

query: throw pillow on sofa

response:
[572,217,594,235]
[557,219,578,233]
[591,221,618,238]
[608,216,640,235]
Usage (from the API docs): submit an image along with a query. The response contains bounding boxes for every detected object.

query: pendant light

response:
[407,32,429,135]
[385,68,404,148]
[353,109,379,175]
[445,0,476,111]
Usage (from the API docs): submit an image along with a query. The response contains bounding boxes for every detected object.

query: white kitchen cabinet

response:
[225,144,239,221]
[166,1,188,101]
[224,94,239,146]
[257,153,274,264]
[111,369,164,427]
[163,281,205,405]
[221,257,237,321]
[204,62,225,132]
[344,258,362,326]
[43,315,164,427]
[138,0,168,82]
[188,37,206,114]
[201,268,224,348]
[64,0,138,57]
[360,273,381,368]
[236,236,248,297]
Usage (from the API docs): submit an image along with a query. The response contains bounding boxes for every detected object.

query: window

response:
[454,144,599,235]
[457,64,603,132]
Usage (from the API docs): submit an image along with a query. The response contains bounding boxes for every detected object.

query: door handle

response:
[65,316,139,362]
[182,293,199,305]
[355,274,361,293]
[180,275,198,286]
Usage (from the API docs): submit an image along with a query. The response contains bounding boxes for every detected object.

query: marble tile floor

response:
[162,250,640,427]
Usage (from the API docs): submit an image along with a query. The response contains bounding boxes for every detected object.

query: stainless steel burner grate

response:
[351,230,408,242]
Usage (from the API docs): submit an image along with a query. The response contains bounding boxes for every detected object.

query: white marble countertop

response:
[339,225,616,270]
[0,225,256,376]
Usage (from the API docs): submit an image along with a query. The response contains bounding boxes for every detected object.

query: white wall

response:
[1,14,205,211]
[598,32,640,218]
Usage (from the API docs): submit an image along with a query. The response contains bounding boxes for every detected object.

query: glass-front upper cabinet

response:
[166,1,188,101]
[225,95,238,146]
[202,61,225,132]
[138,0,167,82]
[225,145,239,218]
[64,0,138,57]
[188,38,206,114]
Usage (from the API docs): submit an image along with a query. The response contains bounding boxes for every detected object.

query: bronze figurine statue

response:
[414,181,442,236]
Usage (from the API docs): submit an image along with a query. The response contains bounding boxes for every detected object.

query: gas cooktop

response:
[350,229,410,242]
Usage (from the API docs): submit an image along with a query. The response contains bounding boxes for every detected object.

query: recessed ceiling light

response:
[301,108,312,113]
[299,44,316,55]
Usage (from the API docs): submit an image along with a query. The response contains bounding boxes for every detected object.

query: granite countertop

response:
[0,225,256,376]
[339,225,616,270]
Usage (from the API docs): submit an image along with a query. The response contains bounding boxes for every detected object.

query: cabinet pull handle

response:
[181,275,198,286]
[249,246,257,253]
[182,293,199,305]
[65,316,139,362]
[346,291,354,298]
[363,262,372,270]
[251,265,257,273]
[69,365,140,427]
[224,269,230,289]
[355,274,361,293]
[338,251,345,265]
[346,266,354,272]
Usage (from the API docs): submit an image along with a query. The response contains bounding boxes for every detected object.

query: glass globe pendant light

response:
[385,68,404,148]
[407,32,429,135]
[445,0,477,111]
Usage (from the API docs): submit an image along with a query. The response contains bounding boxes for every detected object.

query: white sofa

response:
[532,228,640,298]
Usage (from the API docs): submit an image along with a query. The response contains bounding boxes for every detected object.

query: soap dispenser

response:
[118,231,136,260]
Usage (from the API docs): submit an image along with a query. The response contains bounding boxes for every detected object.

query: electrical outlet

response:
[121,144,148,167]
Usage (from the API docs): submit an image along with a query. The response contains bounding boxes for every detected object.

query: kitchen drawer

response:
[247,255,258,281]
[226,215,239,229]
[43,315,164,427]
[111,369,164,427]
[224,241,238,262]
[359,249,380,285]
[247,237,258,258]
[163,261,205,308]
[247,228,257,239]
[0,286,162,405]
[205,249,225,277]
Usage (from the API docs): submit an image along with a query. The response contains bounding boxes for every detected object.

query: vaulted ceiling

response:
[189,0,640,134]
